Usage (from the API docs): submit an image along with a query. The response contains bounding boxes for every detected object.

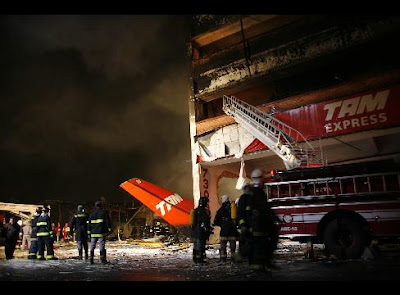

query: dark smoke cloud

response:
[0,15,193,204]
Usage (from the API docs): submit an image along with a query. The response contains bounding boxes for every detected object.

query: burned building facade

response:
[187,15,400,243]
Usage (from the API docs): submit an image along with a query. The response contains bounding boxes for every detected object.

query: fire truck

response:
[265,159,400,259]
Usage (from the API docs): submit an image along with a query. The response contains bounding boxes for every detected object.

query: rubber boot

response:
[230,250,236,262]
[192,249,197,263]
[194,250,203,264]
[90,250,94,265]
[84,251,88,261]
[78,248,83,260]
[219,249,227,263]
[100,249,108,264]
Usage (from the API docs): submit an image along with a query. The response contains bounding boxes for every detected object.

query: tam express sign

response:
[275,84,400,139]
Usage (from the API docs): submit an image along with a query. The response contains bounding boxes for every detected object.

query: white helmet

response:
[221,195,229,203]
[251,168,264,184]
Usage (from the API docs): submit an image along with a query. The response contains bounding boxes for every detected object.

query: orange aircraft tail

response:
[120,178,194,232]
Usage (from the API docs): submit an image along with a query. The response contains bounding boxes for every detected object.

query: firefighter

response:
[238,169,275,271]
[152,221,165,237]
[190,196,212,264]
[213,195,238,263]
[28,207,41,259]
[88,200,112,264]
[70,205,89,260]
[237,182,253,262]
[36,206,58,260]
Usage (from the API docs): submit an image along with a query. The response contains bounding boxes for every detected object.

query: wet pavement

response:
[1,240,400,281]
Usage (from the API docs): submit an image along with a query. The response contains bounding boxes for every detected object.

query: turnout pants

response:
[37,236,55,259]
[193,238,207,263]
[248,235,268,270]
[28,238,38,259]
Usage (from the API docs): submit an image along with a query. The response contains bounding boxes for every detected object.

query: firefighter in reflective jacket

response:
[190,196,212,264]
[88,200,112,264]
[28,207,41,259]
[213,195,238,262]
[238,169,276,271]
[70,205,89,260]
[36,207,58,260]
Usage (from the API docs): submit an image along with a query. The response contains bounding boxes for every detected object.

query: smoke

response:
[0,15,193,203]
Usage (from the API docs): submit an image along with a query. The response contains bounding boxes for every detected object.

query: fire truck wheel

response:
[322,217,368,259]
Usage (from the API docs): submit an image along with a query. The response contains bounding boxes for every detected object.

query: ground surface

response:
[1,239,400,282]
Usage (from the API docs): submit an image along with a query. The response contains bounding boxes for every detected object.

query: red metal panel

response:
[275,84,400,140]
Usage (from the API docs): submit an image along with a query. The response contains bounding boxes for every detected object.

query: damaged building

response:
[187,15,400,243]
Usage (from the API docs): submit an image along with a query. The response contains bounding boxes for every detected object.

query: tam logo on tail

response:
[156,194,184,216]
[120,178,194,226]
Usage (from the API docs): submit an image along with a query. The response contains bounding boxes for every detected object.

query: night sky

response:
[0,15,193,204]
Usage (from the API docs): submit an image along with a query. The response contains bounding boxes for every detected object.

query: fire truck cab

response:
[265,159,400,259]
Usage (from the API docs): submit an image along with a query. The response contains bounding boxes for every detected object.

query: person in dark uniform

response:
[152,221,165,237]
[88,200,112,264]
[190,196,212,264]
[213,195,238,262]
[70,205,89,260]
[237,182,253,261]
[28,207,41,259]
[238,169,277,272]
[36,206,58,260]
[4,217,20,259]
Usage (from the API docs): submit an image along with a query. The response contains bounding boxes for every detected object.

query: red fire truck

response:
[266,159,400,259]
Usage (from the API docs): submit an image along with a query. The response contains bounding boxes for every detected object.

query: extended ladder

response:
[222,95,323,170]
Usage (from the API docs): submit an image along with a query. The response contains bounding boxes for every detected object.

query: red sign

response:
[271,84,400,140]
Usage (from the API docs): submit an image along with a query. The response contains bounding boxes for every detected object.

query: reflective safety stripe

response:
[220,236,237,241]
[91,233,106,237]
[77,214,86,217]
[37,222,47,226]
[239,219,246,225]
[46,255,54,259]
[252,231,265,236]
[245,206,251,211]
[37,232,50,236]
[90,219,104,224]
[30,238,37,241]
[37,255,43,258]
[28,253,36,256]
[87,231,91,234]
[250,264,265,270]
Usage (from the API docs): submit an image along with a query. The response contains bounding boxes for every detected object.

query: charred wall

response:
[189,15,400,129]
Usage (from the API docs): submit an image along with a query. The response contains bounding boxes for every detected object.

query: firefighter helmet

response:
[251,168,265,184]
[221,195,229,203]
[199,196,208,207]
[77,205,84,212]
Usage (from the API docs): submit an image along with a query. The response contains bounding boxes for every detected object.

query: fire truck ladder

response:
[223,95,323,170]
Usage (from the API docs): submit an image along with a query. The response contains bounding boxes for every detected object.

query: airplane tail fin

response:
[120,178,194,227]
